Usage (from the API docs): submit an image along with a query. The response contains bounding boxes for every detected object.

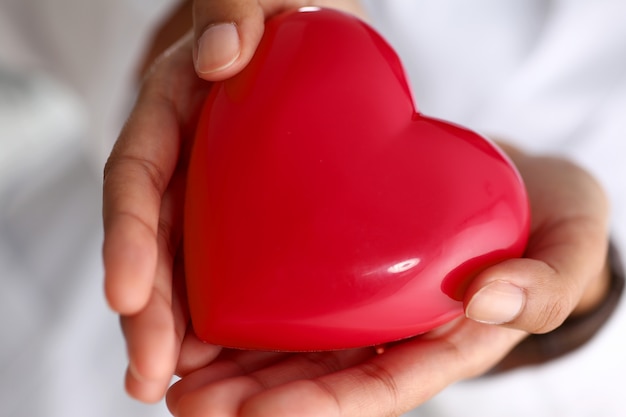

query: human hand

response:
[103,0,611,410]
[163,147,611,416]
[103,0,366,403]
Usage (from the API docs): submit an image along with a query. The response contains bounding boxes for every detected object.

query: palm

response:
[166,318,525,416]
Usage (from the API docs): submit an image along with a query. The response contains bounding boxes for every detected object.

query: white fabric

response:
[1,0,625,416]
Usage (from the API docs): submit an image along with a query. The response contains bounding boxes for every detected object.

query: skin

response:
[102,0,612,415]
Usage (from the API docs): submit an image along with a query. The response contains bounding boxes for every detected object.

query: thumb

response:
[464,249,609,334]
[193,0,264,80]
[463,150,611,334]
[464,259,569,333]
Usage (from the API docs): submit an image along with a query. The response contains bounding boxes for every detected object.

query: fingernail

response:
[196,23,240,74]
[466,281,525,324]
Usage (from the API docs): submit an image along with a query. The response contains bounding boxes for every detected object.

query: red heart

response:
[184,8,530,351]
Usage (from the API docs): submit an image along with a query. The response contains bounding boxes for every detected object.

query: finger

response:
[103,36,203,315]
[192,0,368,80]
[123,278,192,404]
[239,321,525,417]
[465,157,610,333]
[123,166,196,403]
[122,197,180,402]
[171,348,374,416]
[465,247,608,334]
[122,290,178,402]
[192,0,265,79]
[103,95,181,314]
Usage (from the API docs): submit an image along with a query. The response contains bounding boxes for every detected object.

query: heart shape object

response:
[184,8,530,351]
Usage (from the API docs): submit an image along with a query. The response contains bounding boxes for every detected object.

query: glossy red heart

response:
[184,8,530,351]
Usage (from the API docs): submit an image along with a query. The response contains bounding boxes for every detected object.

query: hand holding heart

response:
[102,1,612,414]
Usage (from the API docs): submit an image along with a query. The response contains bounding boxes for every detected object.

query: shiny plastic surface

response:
[184,8,530,351]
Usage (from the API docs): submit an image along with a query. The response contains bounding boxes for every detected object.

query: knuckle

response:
[108,154,169,196]
[137,157,170,194]
[157,216,178,259]
[533,298,571,333]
